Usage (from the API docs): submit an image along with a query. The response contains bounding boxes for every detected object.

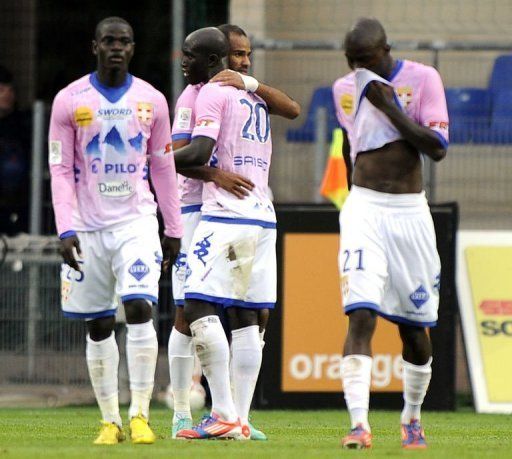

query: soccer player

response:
[168,23,299,439]
[48,17,182,445]
[332,18,448,449]
[169,26,277,440]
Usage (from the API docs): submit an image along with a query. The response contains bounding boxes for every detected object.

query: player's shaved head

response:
[95,16,133,40]
[344,17,387,50]
[343,17,393,78]
[184,27,229,58]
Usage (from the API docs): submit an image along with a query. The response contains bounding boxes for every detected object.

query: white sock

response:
[259,329,266,349]
[342,354,372,431]
[168,327,194,420]
[401,357,432,424]
[126,320,158,419]
[190,315,237,422]
[231,325,262,425]
[86,332,122,427]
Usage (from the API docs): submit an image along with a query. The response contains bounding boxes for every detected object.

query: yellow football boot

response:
[93,421,125,445]
[130,414,156,444]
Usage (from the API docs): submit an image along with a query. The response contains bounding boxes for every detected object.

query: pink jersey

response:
[172,83,203,208]
[332,60,449,164]
[49,72,182,238]
[191,82,275,223]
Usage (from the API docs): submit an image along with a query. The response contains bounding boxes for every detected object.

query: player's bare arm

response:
[161,236,180,272]
[59,235,82,271]
[341,128,353,189]
[173,135,254,198]
[210,69,300,119]
[366,82,446,161]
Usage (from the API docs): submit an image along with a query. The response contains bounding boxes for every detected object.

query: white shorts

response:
[184,217,277,309]
[61,215,162,319]
[172,206,202,306]
[339,186,441,327]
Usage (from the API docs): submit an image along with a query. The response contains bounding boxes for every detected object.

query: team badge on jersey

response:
[74,106,94,127]
[340,94,354,115]
[396,86,413,108]
[137,102,154,125]
[341,274,350,301]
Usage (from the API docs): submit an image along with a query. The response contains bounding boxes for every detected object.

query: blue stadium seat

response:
[287,86,338,142]
[489,54,512,95]
[490,89,512,144]
[445,88,491,143]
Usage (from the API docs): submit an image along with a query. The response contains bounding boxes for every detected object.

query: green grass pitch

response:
[0,406,510,458]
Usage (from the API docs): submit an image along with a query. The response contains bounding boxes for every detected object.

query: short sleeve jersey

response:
[171,83,203,207]
[191,82,275,223]
[332,60,449,164]
[49,72,172,233]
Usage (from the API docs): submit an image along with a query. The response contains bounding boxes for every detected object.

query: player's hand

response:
[209,69,245,90]
[161,236,181,272]
[59,235,82,271]
[365,81,396,112]
[212,169,254,199]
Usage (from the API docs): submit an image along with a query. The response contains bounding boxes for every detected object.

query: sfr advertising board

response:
[457,231,512,413]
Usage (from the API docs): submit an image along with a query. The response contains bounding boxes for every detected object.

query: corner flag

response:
[320,128,349,209]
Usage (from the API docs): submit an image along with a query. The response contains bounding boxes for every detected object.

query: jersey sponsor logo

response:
[233,155,268,171]
[195,119,217,128]
[176,107,192,129]
[49,140,63,165]
[90,159,138,175]
[340,274,350,301]
[137,102,153,125]
[193,232,213,266]
[74,106,94,127]
[340,93,353,115]
[396,86,413,108]
[98,180,134,197]
[96,107,133,120]
[410,285,429,308]
[128,258,150,281]
[428,121,449,130]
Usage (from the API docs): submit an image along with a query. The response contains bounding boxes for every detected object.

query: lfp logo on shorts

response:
[129,259,150,281]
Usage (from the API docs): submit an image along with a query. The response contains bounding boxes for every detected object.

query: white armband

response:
[240,74,259,93]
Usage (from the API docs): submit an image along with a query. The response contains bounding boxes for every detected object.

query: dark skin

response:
[60,19,179,338]
[341,18,445,365]
[173,28,262,334]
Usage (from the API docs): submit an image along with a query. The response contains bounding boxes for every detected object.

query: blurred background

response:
[0,0,510,408]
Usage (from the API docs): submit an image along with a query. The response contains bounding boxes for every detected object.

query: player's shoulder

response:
[52,74,91,104]
[333,70,356,93]
[403,59,440,79]
[176,84,201,106]
[131,76,167,103]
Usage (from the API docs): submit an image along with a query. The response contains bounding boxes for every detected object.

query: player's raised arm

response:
[365,81,447,161]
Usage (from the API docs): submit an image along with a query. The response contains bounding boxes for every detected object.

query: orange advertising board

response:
[282,233,403,392]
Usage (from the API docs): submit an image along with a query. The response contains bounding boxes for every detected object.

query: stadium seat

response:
[287,86,338,142]
[489,54,512,95]
[445,88,491,143]
[490,89,512,144]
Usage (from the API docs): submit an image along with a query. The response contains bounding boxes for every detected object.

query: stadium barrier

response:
[257,203,458,410]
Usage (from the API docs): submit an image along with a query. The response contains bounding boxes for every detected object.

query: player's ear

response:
[92,40,98,56]
[208,53,220,67]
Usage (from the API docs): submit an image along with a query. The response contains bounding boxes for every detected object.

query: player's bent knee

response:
[227,307,258,330]
[124,299,152,324]
[86,315,116,341]
[184,299,217,325]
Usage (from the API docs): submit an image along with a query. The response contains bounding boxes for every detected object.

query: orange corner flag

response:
[320,128,349,209]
